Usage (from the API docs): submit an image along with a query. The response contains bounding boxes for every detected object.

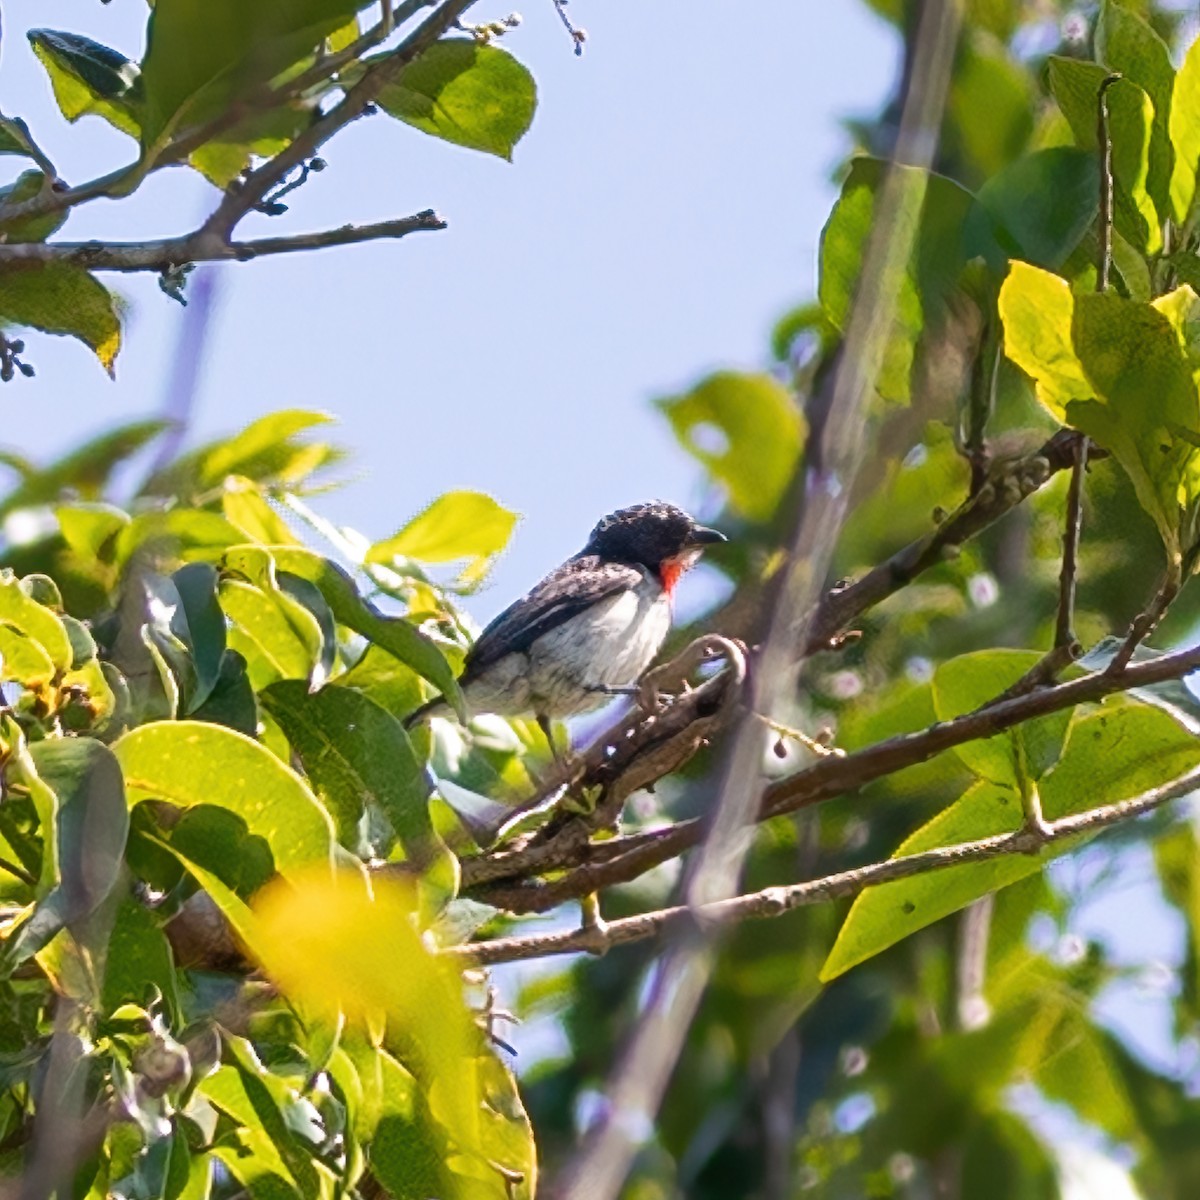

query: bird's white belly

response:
[527,579,671,716]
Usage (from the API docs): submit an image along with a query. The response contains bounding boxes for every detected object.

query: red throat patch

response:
[659,549,700,596]
[660,560,684,595]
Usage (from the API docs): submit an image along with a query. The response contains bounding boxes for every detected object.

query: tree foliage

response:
[7,1,1200,1198]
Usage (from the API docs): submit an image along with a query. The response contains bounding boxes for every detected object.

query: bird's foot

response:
[577,892,609,954]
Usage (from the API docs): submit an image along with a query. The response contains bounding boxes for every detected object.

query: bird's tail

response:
[403,694,452,731]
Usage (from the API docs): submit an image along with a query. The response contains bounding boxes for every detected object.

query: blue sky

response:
[5,0,896,623]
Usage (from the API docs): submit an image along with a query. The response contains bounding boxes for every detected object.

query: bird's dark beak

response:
[686,525,727,547]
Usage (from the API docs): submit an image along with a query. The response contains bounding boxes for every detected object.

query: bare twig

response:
[553,6,962,1197]
[445,763,1200,966]
[0,212,446,272]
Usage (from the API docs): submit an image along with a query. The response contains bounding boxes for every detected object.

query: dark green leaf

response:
[971,147,1098,270]
[375,39,536,160]
[190,650,258,737]
[171,563,226,713]
[28,29,141,137]
[261,681,439,863]
[1047,58,1160,252]
[102,897,182,1023]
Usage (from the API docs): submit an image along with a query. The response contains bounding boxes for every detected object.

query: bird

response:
[404,501,726,756]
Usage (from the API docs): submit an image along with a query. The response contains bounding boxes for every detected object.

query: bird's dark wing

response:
[463,555,644,675]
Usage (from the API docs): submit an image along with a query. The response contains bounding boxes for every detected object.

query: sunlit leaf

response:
[375,39,536,160]
[0,570,71,671]
[0,263,121,375]
[1096,0,1175,220]
[1170,34,1200,223]
[656,371,804,522]
[223,545,462,714]
[114,721,336,877]
[821,700,1200,980]
[367,491,518,577]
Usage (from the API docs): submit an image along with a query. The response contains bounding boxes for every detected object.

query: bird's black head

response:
[583,501,726,576]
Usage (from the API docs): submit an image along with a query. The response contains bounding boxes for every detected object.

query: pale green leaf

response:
[656,371,804,522]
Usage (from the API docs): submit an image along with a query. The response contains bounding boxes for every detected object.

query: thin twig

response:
[805,430,1087,654]
[1097,73,1120,294]
[1053,434,1088,652]
[445,763,1200,966]
[0,212,446,272]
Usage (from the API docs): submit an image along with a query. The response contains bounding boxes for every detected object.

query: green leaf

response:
[102,897,182,1022]
[932,650,1070,786]
[171,563,227,713]
[219,580,314,684]
[201,411,333,487]
[222,545,462,715]
[0,626,54,689]
[1170,34,1200,223]
[0,570,72,671]
[819,158,982,403]
[1069,288,1200,559]
[367,491,518,580]
[1096,0,1175,221]
[0,171,69,243]
[261,681,441,867]
[821,700,1200,980]
[139,1,372,146]
[221,478,301,546]
[961,1111,1059,1200]
[28,29,142,138]
[947,34,1032,177]
[656,371,805,522]
[0,115,39,158]
[971,147,1098,270]
[114,721,336,878]
[997,261,1091,420]
[4,738,130,965]
[190,650,259,737]
[0,423,165,520]
[375,39,537,160]
[336,643,423,719]
[0,263,121,376]
[1047,58,1161,252]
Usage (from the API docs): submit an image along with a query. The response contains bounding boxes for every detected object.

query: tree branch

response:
[0,1,451,232]
[805,429,1087,654]
[446,763,1200,967]
[466,639,1200,911]
[0,212,446,272]
[202,0,482,240]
